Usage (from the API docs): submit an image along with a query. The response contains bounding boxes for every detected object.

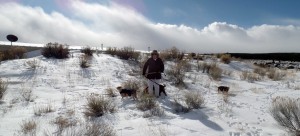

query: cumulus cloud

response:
[0,1,300,53]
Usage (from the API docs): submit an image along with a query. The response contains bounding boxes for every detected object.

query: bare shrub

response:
[84,95,116,118]
[184,91,205,110]
[81,46,94,56]
[209,63,223,80]
[34,104,54,116]
[115,47,140,61]
[270,96,300,135]
[166,60,189,86]
[137,94,158,111]
[267,68,287,81]
[105,88,117,97]
[42,42,69,59]
[79,55,90,68]
[0,78,8,100]
[220,54,231,64]
[20,119,37,136]
[254,67,267,77]
[159,47,183,61]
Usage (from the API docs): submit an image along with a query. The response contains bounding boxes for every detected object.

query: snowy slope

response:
[0,50,299,136]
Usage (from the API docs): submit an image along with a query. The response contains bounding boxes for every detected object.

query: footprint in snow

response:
[124,127,134,130]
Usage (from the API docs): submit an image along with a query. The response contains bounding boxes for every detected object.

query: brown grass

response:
[209,63,223,80]
[1,47,27,61]
[0,78,8,100]
[84,95,117,118]
[137,94,159,111]
[267,68,287,81]
[220,54,231,64]
[20,119,37,136]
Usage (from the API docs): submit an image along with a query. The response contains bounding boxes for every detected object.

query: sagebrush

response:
[42,42,69,59]
[270,96,300,135]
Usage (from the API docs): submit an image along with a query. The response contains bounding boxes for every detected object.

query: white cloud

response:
[0,1,300,53]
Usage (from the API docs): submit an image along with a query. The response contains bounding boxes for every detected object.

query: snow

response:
[0,49,299,136]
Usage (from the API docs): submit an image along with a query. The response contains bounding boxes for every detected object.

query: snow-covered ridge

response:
[0,50,299,136]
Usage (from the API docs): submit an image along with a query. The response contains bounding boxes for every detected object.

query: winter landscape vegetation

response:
[1,0,300,136]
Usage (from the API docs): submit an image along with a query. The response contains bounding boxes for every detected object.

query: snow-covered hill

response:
[0,50,299,136]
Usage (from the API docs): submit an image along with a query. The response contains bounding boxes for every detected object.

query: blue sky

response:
[1,0,300,52]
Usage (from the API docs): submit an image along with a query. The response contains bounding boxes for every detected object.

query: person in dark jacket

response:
[142,50,164,97]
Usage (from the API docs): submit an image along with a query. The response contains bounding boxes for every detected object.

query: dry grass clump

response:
[0,78,8,101]
[25,59,40,70]
[137,94,159,111]
[209,63,223,80]
[267,68,287,81]
[52,116,77,134]
[84,95,117,118]
[1,47,27,61]
[20,119,37,136]
[45,122,116,136]
[34,104,54,116]
[254,67,267,77]
[184,91,205,110]
[143,106,165,118]
[42,42,69,59]
[106,46,140,61]
[105,88,117,97]
[79,55,91,68]
[220,54,231,64]
[241,71,261,82]
[270,96,300,135]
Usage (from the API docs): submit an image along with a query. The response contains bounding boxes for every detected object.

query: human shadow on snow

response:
[158,98,224,132]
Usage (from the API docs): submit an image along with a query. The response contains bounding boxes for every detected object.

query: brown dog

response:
[117,86,138,100]
[218,86,229,94]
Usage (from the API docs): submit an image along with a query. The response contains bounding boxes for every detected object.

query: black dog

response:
[217,86,230,94]
[144,84,167,96]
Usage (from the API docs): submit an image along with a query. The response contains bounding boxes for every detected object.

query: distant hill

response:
[229,53,300,62]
